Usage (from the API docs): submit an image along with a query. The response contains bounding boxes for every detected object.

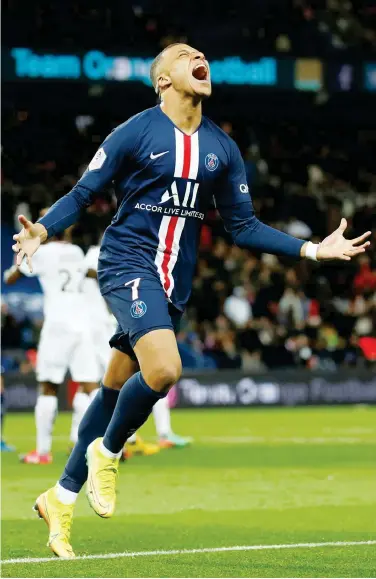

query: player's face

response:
[163,44,212,98]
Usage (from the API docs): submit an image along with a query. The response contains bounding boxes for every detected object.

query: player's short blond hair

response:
[150,43,183,95]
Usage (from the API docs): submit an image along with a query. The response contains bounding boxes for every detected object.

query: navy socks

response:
[59,384,119,493]
[103,372,166,454]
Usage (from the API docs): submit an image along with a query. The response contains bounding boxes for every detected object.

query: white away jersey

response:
[19,242,89,327]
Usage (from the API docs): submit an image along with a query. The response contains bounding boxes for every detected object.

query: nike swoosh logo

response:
[150,151,169,160]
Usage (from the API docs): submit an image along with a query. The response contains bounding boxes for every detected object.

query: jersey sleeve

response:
[39,117,141,238]
[214,138,304,258]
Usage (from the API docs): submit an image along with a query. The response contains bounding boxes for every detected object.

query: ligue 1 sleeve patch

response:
[88,147,107,171]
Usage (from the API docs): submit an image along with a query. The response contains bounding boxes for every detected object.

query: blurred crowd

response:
[3,0,376,56]
[2,106,376,372]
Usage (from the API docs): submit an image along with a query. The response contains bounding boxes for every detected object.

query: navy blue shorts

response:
[104,276,183,360]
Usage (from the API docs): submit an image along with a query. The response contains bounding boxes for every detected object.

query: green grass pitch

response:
[2,406,376,577]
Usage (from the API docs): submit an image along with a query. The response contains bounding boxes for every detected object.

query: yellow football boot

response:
[124,435,160,459]
[34,486,75,559]
[86,437,119,518]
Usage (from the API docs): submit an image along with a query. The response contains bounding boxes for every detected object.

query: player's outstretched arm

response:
[215,138,371,262]
[220,202,370,263]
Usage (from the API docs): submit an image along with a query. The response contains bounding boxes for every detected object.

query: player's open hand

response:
[316,218,371,261]
[12,215,47,272]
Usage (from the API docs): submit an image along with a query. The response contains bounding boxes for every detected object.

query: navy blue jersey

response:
[40,105,304,310]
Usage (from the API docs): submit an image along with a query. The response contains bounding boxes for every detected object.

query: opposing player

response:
[67,241,115,448]
[5,226,101,463]
[12,43,371,557]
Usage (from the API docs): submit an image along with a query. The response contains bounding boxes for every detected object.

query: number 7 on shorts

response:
[124,278,141,300]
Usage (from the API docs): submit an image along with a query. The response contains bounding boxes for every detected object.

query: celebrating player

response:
[5,226,101,463]
[12,43,371,558]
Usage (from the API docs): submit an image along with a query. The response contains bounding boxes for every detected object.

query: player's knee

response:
[145,360,182,392]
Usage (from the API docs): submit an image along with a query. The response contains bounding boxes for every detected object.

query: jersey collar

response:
[155,104,203,137]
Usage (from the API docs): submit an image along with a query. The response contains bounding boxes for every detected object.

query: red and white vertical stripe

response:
[173,128,199,180]
[155,128,200,297]
[155,216,185,297]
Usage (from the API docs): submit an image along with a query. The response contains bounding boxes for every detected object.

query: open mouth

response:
[192,63,209,82]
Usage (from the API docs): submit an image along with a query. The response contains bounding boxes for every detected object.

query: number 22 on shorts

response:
[124,277,141,300]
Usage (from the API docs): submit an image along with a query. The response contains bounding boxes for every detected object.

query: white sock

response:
[55,483,78,505]
[70,392,90,444]
[35,395,58,455]
[100,440,122,459]
[127,433,137,444]
[88,388,99,402]
[153,397,171,438]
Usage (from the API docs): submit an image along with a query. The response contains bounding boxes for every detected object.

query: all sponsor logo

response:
[134,180,205,220]
[159,181,199,208]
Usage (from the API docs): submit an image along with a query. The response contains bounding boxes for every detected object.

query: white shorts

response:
[36,320,102,384]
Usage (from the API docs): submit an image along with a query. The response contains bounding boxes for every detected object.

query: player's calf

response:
[70,388,90,446]
[21,383,58,463]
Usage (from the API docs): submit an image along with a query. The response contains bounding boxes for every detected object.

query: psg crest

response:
[130,300,147,318]
[205,153,219,171]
